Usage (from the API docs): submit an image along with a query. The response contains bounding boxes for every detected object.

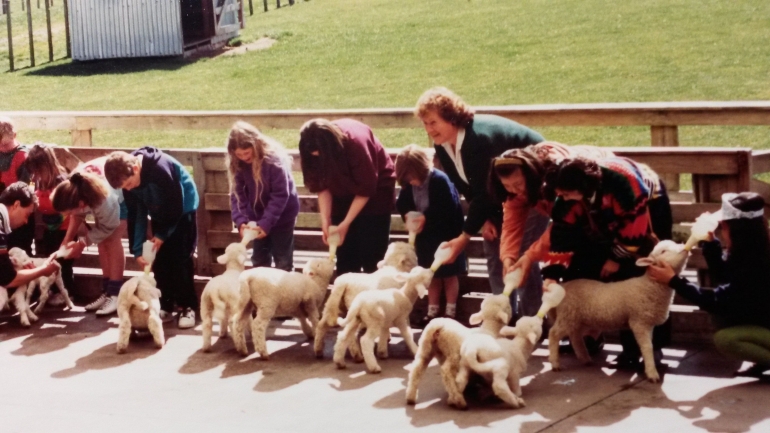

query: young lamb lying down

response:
[548,240,690,382]
[200,242,248,352]
[314,242,417,358]
[405,294,514,409]
[456,316,544,409]
[9,247,74,314]
[333,267,434,373]
[116,274,164,354]
[232,258,335,359]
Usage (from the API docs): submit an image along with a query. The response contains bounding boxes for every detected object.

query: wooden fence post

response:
[248,0,252,15]
[262,0,267,12]
[651,125,680,193]
[4,0,13,71]
[25,0,33,67]
[71,129,92,146]
[44,0,52,62]
[192,154,212,276]
[62,0,69,57]
[276,0,279,8]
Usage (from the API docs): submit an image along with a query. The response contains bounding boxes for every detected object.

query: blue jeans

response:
[252,228,295,272]
[484,210,550,317]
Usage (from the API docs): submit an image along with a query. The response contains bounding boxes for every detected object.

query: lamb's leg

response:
[314,318,330,358]
[296,309,314,339]
[548,326,565,371]
[490,364,522,408]
[455,363,471,393]
[304,300,321,334]
[220,307,230,338]
[348,325,365,362]
[116,309,132,354]
[570,330,593,364]
[396,318,418,356]
[55,272,75,309]
[251,306,275,360]
[440,357,467,409]
[200,295,214,352]
[147,312,165,349]
[33,280,50,314]
[406,353,431,404]
[377,327,390,359]
[509,370,523,397]
[360,326,381,373]
[629,321,659,382]
[333,319,360,369]
[232,298,253,356]
[13,286,36,327]
[0,288,8,311]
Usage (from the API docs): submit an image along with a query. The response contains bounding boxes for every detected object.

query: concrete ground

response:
[1,307,768,433]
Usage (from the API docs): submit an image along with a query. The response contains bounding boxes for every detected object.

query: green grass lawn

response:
[1,0,769,152]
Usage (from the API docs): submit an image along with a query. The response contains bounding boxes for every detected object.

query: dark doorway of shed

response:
[181,0,216,48]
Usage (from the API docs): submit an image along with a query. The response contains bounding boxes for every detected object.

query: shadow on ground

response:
[24,57,192,77]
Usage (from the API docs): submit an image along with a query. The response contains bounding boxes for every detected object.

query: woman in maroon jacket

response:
[299,118,396,275]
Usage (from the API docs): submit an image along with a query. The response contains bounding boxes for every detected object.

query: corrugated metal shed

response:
[69,0,185,61]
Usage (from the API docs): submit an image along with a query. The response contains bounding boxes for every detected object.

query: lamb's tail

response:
[337,300,362,328]
[415,320,443,359]
[129,295,148,311]
[462,342,506,374]
[323,281,347,327]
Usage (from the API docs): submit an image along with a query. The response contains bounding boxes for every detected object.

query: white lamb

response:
[314,242,418,358]
[456,316,544,409]
[232,258,335,359]
[200,242,248,352]
[333,266,434,373]
[0,283,37,327]
[8,247,74,314]
[405,294,514,409]
[116,274,164,354]
[547,240,690,382]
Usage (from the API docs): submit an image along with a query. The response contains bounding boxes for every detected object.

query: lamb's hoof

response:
[116,347,127,354]
[406,398,416,406]
[367,366,382,374]
[259,353,270,361]
[20,319,31,327]
[335,361,347,370]
[314,351,324,359]
[551,365,562,372]
[202,345,211,353]
[647,373,661,383]
[352,354,365,363]
[448,397,468,410]
[377,352,389,359]
[155,342,164,349]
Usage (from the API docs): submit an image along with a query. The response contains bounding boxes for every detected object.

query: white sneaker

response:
[178,308,196,329]
[159,310,174,323]
[85,294,108,311]
[47,293,66,307]
[95,296,118,316]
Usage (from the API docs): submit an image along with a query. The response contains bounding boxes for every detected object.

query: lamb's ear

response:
[216,254,228,265]
[499,325,518,338]
[469,312,483,326]
[527,331,539,346]
[497,311,509,324]
[636,257,655,267]
[415,283,428,298]
[377,260,385,269]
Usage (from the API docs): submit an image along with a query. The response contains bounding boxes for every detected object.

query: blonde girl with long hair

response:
[226,121,299,270]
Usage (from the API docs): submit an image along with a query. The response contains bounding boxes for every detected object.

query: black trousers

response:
[332,213,391,276]
[152,212,198,312]
[8,218,34,256]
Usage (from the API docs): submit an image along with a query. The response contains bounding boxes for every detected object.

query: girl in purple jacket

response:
[227,121,299,271]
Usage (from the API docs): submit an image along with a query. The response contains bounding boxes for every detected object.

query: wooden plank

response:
[71,129,92,146]
[752,150,770,175]
[192,153,212,276]
[650,125,680,191]
[5,0,14,72]
[670,202,720,223]
[209,211,233,231]
[25,0,33,67]
[205,171,229,193]
[5,102,770,132]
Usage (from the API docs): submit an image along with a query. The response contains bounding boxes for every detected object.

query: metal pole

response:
[62,0,69,57]
[5,0,13,71]
[25,0,34,67]
[44,0,52,61]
